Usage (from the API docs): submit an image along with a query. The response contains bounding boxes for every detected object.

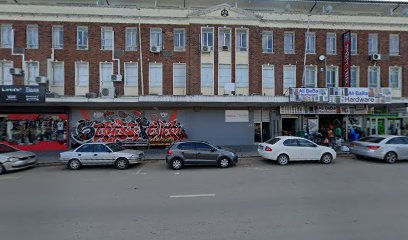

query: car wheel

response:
[277,154,289,165]
[115,158,130,170]
[68,159,81,170]
[321,153,333,164]
[0,163,5,175]
[384,152,397,164]
[218,158,231,168]
[170,158,183,170]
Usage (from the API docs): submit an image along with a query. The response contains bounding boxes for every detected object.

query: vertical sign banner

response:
[342,31,351,87]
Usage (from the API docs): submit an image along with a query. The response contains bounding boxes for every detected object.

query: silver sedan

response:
[350,135,408,163]
[0,144,37,174]
[60,143,144,170]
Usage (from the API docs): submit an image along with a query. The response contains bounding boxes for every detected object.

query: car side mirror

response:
[210,148,216,152]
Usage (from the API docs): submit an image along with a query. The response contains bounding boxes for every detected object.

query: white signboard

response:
[225,110,249,122]
[289,88,329,102]
[329,87,391,104]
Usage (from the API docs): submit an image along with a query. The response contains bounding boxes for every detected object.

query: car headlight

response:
[7,157,19,162]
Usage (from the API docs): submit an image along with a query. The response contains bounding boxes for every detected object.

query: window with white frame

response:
[0,61,13,85]
[174,29,185,51]
[150,28,162,49]
[51,62,64,86]
[124,62,138,87]
[262,31,273,53]
[389,66,402,89]
[284,32,295,54]
[219,28,231,49]
[201,28,214,48]
[77,26,88,50]
[27,25,39,49]
[1,24,12,48]
[326,33,336,55]
[283,65,296,89]
[236,28,248,51]
[218,64,231,94]
[25,61,39,85]
[75,62,89,87]
[100,62,113,87]
[52,26,63,49]
[236,64,249,95]
[101,27,113,50]
[350,66,359,87]
[351,33,358,55]
[389,34,399,56]
[201,64,214,91]
[368,34,378,55]
[326,66,338,87]
[149,63,163,94]
[368,66,380,87]
[305,32,316,54]
[305,66,317,87]
[173,63,186,95]
[125,28,137,51]
[262,65,275,96]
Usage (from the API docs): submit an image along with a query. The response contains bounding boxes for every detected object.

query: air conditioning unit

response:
[100,88,114,98]
[150,46,161,53]
[201,46,211,52]
[9,68,24,76]
[371,54,382,61]
[222,45,229,51]
[240,47,247,51]
[85,92,98,98]
[111,74,123,82]
[35,76,48,84]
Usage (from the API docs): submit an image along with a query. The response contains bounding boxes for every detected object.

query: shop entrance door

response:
[254,110,271,143]
[262,122,270,142]
[369,118,385,135]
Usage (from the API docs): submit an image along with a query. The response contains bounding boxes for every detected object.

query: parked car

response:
[165,140,238,170]
[0,144,37,174]
[258,136,336,165]
[350,135,408,163]
[60,143,144,170]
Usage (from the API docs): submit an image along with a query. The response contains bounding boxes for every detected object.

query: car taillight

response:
[367,145,380,150]
[167,149,173,155]
[265,146,272,152]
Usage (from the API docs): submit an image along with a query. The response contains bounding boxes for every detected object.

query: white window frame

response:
[101,27,113,51]
[350,66,360,87]
[173,63,186,95]
[25,61,39,85]
[326,32,336,55]
[262,31,273,53]
[27,24,39,49]
[389,34,399,56]
[51,61,64,86]
[125,27,138,51]
[124,62,138,88]
[149,63,163,95]
[52,25,64,49]
[284,32,295,54]
[389,66,402,89]
[326,66,339,88]
[351,33,358,55]
[235,64,249,95]
[305,65,317,87]
[0,60,13,85]
[236,28,248,52]
[218,64,231,95]
[75,62,89,87]
[262,64,275,96]
[99,62,114,90]
[174,28,185,51]
[218,28,231,49]
[305,32,316,54]
[201,27,214,48]
[368,66,381,87]
[77,26,88,50]
[200,63,214,94]
[368,33,378,55]
[283,65,296,90]
[1,24,13,49]
[150,28,162,48]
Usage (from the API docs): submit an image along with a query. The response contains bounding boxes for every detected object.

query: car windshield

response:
[265,138,280,145]
[106,143,126,152]
[0,144,18,153]
[358,136,385,143]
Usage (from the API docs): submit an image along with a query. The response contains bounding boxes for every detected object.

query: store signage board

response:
[0,85,46,103]
[289,88,329,102]
[280,105,370,115]
[225,110,249,122]
[329,87,391,104]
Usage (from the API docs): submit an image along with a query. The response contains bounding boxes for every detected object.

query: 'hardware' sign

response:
[0,85,46,103]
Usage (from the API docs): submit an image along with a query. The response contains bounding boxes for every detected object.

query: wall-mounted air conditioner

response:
[100,88,114,98]
[201,46,212,52]
[371,54,382,61]
[85,92,98,98]
[222,45,229,51]
[9,68,24,76]
[35,76,48,84]
[111,74,123,82]
[150,46,162,53]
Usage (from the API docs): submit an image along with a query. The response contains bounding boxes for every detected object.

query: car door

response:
[75,144,95,165]
[282,139,300,160]
[93,144,114,165]
[195,142,218,164]
[177,142,197,164]
[296,139,320,160]
[386,137,408,160]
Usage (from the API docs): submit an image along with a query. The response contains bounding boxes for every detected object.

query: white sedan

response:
[0,144,37,174]
[258,136,336,165]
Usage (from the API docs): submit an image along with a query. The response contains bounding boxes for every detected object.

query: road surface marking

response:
[169,194,216,198]
[0,176,20,180]
[134,163,146,175]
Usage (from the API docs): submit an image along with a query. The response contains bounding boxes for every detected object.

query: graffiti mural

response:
[71,110,187,147]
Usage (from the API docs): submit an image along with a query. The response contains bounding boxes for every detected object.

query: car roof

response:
[273,136,304,140]
[174,140,210,144]
[364,135,400,139]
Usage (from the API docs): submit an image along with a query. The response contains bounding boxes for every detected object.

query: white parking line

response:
[0,176,20,180]
[169,194,216,198]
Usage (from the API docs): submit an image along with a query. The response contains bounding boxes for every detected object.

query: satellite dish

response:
[319,55,326,61]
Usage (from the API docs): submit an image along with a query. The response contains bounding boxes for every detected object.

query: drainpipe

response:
[138,16,144,95]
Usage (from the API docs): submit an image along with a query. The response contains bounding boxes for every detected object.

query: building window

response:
[305,66,317,87]
[389,34,399,56]
[368,66,380,87]
[1,24,12,48]
[149,63,163,95]
[389,66,401,89]
[25,61,39,85]
[326,66,338,87]
[236,28,248,52]
[201,28,214,48]
[218,28,231,50]
[236,64,249,95]
[201,63,214,95]
[124,62,138,87]
[150,28,162,49]
[174,28,185,51]
[77,26,88,50]
[326,33,336,55]
[27,25,39,49]
[351,33,358,55]
[101,27,113,50]
[52,26,64,49]
[262,31,273,53]
[218,64,231,95]
[283,65,296,90]
[125,28,137,51]
[305,32,316,54]
[51,62,64,86]
[0,60,13,85]
[368,34,378,55]
[75,62,89,87]
[173,63,186,95]
[350,66,359,87]
[284,32,295,54]
[100,62,113,88]
[262,65,275,96]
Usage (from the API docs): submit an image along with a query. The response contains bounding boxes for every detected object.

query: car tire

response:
[384,152,398,164]
[218,157,231,168]
[115,158,130,170]
[321,153,333,164]
[68,159,81,170]
[170,158,183,170]
[0,163,5,175]
[277,154,289,165]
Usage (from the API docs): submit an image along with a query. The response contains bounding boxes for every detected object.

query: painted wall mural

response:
[71,110,187,147]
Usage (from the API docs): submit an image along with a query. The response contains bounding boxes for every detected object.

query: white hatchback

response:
[258,136,336,165]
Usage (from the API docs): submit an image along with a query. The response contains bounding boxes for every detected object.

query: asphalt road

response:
[1,156,408,240]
